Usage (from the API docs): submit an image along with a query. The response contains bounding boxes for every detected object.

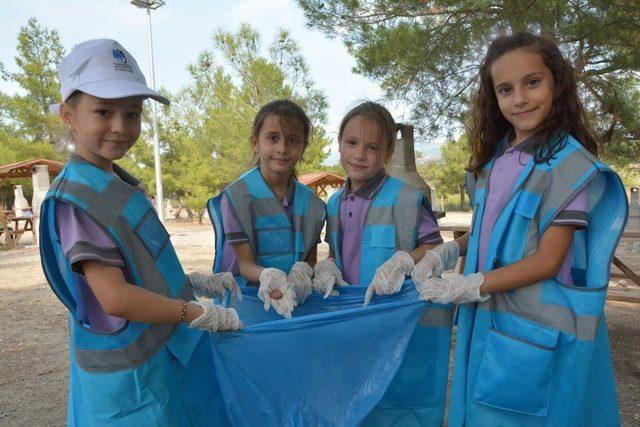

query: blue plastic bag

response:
[210,282,426,426]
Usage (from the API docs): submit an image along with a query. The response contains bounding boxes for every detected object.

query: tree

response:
[418,135,470,208]
[0,18,65,145]
[297,1,640,163]
[123,24,332,222]
[0,19,66,209]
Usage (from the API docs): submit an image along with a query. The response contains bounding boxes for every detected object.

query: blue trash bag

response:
[209,281,427,427]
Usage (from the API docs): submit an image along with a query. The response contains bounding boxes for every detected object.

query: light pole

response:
[131,0,166,223]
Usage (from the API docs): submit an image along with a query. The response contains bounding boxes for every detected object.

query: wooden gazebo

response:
[0,158,64,188]
[0,158,64,248]
[298,172,345,197]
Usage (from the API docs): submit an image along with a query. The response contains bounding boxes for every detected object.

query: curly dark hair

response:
[467,32,597,175]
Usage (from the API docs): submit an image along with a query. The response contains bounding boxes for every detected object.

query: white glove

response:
[313,258,348,298]
[412,241,460,293]
[189,299,243,332]
[418,272,490,304]
[258,268,297,319]
[287,262,314,305]
[364,251,415,307]
[188,271,243,301]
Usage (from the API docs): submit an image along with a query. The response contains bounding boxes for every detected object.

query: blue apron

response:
[40,157,229,426]
[450,136,626,426]
[327,176,452,426]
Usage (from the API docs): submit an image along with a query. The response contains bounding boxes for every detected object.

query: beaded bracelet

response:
[177,298,187,323]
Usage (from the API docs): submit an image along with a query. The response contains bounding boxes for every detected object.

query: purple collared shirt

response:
[56,203,127,333]
[334,172,443,285]
[477,144,588,285]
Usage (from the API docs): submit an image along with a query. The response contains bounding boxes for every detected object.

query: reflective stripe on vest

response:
[40,159,199,373]
[223,167,325,272]
[326,176,422,285]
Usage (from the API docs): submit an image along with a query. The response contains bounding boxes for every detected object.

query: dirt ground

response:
[1,214,639,426]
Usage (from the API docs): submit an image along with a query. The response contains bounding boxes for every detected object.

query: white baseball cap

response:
[50,38,169,113]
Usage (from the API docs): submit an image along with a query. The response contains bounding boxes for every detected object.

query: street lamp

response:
[131,0,166,223]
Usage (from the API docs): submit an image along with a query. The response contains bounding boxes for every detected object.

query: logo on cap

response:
[112,49,127,64]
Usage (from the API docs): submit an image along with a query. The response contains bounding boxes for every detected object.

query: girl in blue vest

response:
[215,100,326,319]
[40,39,242,426]
[317,101,443,303]
[319,101,449,425]
[416,33,626,426]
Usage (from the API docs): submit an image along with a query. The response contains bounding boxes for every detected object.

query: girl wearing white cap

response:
[40,39,239,425]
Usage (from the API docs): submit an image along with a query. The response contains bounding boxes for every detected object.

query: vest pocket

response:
[256,227,293,255]
[134,209,170,260]
[370,225,396,248]
[513,190,542,219]
[472,327,558,416]
[497,191,543,264]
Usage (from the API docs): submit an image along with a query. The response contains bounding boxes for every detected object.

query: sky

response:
[0,0,444,163]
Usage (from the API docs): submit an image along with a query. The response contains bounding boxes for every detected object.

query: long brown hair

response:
[251,99,311,178]
[467,32,597,175]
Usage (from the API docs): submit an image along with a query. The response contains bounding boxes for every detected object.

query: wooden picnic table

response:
[1,212,36,249]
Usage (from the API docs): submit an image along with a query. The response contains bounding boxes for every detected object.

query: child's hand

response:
[188,271,243,301]
[189,300,243,332]
[258,268,297,318]
[412,241,461,292]
[287,262,314,305]
[364,251,414,307]
[312,258,348,298]
[418,272,489,304]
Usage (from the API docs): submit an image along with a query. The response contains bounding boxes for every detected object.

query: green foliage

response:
[0,19,331,222]
[0,18,67,208]
[444,194,472,213]
[0,18,65,145]
[297,0,640,168]
[120,24,331,221]
[418,135,470,208]
[435,135,470,196]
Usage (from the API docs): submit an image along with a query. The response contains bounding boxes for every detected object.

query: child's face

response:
[252,114,306,179]
[339,115,389,190]
[491,48,555,145]
[61,93,143,170]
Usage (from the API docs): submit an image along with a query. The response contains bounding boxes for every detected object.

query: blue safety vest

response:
[39,156,229,426]
[208,167,326,283]
[327,175,453,426]
[326,175,425,286]
[451,135,627,426]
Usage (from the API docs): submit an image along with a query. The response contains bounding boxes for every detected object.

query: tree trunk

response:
[173,205,183,220]
[459,183,467,210]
